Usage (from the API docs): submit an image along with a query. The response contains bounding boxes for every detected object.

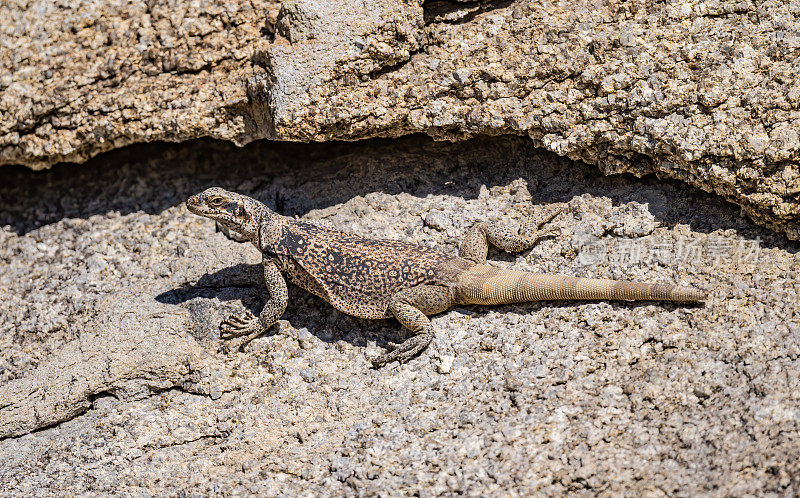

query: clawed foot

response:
[220,309,261,338]
[371,334,432,368]
[371,349,396,369]
[370,341,402,368]
[219,310,267,353]
[523,205,566,242]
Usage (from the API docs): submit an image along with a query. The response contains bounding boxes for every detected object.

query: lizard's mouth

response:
[185,194,205,215]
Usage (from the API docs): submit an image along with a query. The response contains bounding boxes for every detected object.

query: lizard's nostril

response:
[186,195,203,212]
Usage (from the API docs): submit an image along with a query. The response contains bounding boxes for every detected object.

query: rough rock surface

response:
[2,0,799,239]
[0,295,237,439]
[1,136,799,494]
[0,0,280,165]
[258,0,800,240]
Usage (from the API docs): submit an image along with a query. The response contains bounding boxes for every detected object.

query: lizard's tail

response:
[458,266,706,305]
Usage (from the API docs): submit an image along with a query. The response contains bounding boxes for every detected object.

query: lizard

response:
[186,187,707,367]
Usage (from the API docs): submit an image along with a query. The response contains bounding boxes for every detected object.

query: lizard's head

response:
[186,187,262,241]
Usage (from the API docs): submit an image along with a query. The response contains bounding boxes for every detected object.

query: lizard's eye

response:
[208,196,225,208]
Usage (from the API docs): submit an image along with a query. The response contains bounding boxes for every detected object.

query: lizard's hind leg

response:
[372,285,454,367]
[458,204,565,262]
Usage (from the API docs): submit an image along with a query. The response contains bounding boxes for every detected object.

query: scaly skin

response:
[186,187,707,367]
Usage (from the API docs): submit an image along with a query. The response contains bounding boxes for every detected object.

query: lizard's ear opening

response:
[236,204,247,218]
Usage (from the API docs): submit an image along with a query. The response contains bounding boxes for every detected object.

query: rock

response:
[1,0,799,239]
[0,0,280,166]
[0,136,798,493]
[255,0,800,239]
[0,293,236,439]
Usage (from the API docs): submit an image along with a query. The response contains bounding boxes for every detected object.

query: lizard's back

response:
[276,220,468,319]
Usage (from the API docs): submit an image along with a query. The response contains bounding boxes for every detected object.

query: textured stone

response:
[1,136,798,494]
[0,0,279,166]
[0,295,236,438]
[255,0,800,239]
[2,0,799,238]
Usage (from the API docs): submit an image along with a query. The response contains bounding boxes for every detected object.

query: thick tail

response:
[457,266,707,305]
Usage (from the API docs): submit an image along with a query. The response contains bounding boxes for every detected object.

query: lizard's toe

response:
[222,311,254,327]
[219,315,259,338]
[219,318,238,332]
[219,324,238,339]
[540,227,561,239]
[371,343,400,368]
[370,342,402,367]
[220,327,262,353]
[371,354,391,369]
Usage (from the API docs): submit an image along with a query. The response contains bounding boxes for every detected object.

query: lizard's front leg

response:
[458,204,565,263]
[373,285,454,368]
[220,258,288,352]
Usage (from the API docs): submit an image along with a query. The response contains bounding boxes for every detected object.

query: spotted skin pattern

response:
[278,221,463,319]
[186,188,707,367]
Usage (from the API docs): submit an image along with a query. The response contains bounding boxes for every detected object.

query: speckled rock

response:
[254,0,800,239]
[0,294,237,438]
[1,136,798,494]
[2,0,799,239]
[0,0,279,166]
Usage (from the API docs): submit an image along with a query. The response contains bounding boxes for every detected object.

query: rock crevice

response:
[2,0,799,238]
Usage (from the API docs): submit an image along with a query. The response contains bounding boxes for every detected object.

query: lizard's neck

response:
[255,207,287,254]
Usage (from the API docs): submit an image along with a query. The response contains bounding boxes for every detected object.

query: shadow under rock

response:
[2,133,796,252]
